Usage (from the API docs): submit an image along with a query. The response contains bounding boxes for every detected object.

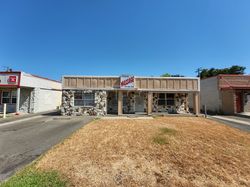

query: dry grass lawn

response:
[36,117,250,187]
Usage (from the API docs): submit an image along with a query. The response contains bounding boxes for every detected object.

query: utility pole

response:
[2,66,12,72]
[196,67,202,77]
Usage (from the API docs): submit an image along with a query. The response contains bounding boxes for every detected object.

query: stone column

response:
[16,87,21,114]
[147,92,153,115]
[118,91,123,115]
[193,92,200,115]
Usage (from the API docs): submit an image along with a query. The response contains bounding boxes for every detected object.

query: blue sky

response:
[0,0,249,80]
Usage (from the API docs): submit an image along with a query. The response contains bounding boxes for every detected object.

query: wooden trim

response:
[62,76,200,91]
[118,91,123,115]
[193,92,200,115]
[147,92,153,115]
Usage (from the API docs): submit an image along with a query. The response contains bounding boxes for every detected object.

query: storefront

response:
[201,75,250,114]
[61,75,200,116]
[0,71,62,114]
[219,75,250,114]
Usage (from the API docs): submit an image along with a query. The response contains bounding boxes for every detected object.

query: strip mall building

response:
[0,71,62,114]
[61,75,200,116]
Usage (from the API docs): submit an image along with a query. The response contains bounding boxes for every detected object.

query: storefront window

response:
[166,94,175,105]
[2,91,10,104]
[84,93,95,106]
[158,93,175,106]
[158,93,166,105]
[74,91,83,100]
[11,91,17,104]
[74,91,95,106]
[1,91,17,104]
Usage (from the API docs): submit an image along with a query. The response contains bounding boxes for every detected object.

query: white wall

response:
[33,88,62,113]
[19,72,62,113]
[200,77,221,113]
[20,72,61,90]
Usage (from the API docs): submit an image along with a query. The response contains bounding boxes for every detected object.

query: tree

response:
[161,73,171,77]
[195,67,203,77]
[161,73,184,77]
[171,74,184,77]
[198,65,246,79]
[228,65,246,74]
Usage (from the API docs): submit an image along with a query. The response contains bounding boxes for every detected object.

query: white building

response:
[0,71,62,114]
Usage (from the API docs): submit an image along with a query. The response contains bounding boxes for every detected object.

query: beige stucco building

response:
[61,75,200,116]
[201,74,250,114]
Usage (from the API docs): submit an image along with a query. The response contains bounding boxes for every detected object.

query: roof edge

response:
[62,75,199,80]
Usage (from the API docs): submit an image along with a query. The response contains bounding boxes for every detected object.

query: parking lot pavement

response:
[0,114,94,182]
[210,115,250,132]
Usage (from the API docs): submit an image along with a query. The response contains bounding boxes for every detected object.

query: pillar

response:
[193,92,200,115]
[16,87,21,114]
[118,90,123,115]
[147,92,153,115]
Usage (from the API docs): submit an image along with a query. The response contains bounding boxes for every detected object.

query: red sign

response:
[120,76,134,88]
[0,73,19,86]
[8,76,17,83]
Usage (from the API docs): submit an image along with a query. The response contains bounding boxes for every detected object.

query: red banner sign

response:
[120,76,135,88]
[0,73,19,86]
[8,76,17,83]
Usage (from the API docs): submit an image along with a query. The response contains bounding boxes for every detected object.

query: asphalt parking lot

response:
[0,113,94,182]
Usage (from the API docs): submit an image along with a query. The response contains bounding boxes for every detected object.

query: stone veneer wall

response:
[153,94,159,112]
[29,88,40,113]
[176,93,189,114]
[19,88,40,113]
[19,88,32,113]
[61,90,107,116]
[152,93,189,114]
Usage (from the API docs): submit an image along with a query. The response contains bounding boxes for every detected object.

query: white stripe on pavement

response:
[211,116,250,126]
[0,116,45,127]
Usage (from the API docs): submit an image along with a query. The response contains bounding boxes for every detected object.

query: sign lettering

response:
[8,76,17,83]
[120,76,135,89]
[0,74,19,86]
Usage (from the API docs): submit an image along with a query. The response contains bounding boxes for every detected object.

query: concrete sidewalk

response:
[236,112,250,119]
[212,116,250,126]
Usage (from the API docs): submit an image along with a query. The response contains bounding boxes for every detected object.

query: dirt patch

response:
[36,117,250,187]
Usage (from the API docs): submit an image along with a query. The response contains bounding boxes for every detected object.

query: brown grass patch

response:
[36,117,250,187]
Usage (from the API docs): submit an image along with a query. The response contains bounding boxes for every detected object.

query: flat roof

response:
[201,74,250,80]
[62,75,199,80]
[0,71,61,83]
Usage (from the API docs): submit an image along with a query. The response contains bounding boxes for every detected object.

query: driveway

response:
[209,115,250,132]
[0,113,94,181]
